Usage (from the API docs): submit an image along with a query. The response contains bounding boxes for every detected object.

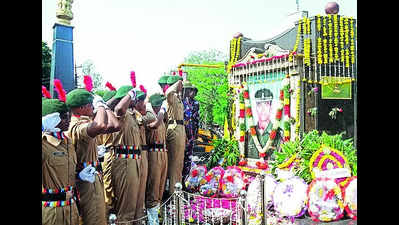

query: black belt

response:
[115,148,141,155]
[41,192,67,201]
[141,145,149,151]
[168,120,184,125]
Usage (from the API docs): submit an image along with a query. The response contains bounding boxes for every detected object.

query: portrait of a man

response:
[245,87,283,160]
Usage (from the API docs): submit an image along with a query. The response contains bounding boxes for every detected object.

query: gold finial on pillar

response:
[56,0,74,25]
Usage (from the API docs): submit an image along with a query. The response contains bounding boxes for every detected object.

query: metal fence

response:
[109,172,273,225]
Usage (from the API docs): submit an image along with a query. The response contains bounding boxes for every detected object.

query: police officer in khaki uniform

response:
[66,88,120,225]
[131,90,156,221]
[96,89,117,215]
[146,93,168,225]
[42,98,79,225]
[151,76,185,195]
[107,86,144,224]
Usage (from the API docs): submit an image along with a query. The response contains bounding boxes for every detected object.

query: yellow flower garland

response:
[295,79,300,139]
[333,15,339,62]
[277,153,297,169]
[289,19,302,62]
[328,15,333,63]
[339,17,345,63]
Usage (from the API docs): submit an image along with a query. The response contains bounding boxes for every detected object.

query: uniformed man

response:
[66,88,121,225]
[96,88,118,217]
[42,98,79,225]
[150,76,185,195]
[145,93,168,225]
[246,88,283,161]
[158,75,171,94]
[107,85,144,224]
[131,90,156,222]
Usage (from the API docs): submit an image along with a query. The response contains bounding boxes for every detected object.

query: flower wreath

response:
[342,176,357,220]
[307,177,345,222]
[238,76,291,169]
[309,144,351,187]
[273,176,308,219]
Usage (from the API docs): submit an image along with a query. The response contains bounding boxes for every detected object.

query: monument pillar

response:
[50,0,75,96]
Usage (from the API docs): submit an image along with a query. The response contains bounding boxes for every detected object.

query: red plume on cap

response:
[54,79,67,102]
[163,84,170,93]
[42,85,52,99]
[178,70,183,76]
[83,75,93,92]
[105,81,116,91]
[139,84,147,94]
[130,71,136,88]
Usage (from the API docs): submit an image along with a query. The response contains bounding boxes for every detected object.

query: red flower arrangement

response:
[256,161,268,169]
[250,127,257,136]
[246,107,252,117]
[269,130,277,140]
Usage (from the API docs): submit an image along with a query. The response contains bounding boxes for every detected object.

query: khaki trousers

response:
[101,151,115,207]
[166,125,186,194]
[42,202,79,225]
[146,151,168,208]
[111,158,141,223]
[135,151,148,221]
[76,175,107,225]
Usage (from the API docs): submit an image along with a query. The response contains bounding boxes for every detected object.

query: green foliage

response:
[183,49,229,127]
[42,41,52,89]
[206,138,240,170]
[270,130,357,183]
[94,90,107,97]
[78,59,105,91]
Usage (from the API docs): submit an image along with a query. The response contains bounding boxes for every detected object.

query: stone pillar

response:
[50,0,75,96]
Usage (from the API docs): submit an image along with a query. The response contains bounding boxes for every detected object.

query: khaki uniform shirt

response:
[146,111,166,145]
[111,109,142,147]
[163,81,184,130]
[42,132,77,190]
[68,115,98,165]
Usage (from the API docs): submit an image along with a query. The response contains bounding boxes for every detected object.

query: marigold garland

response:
[289,18,302,62]
[282,76,291,142]
[295,79,301,139]
[227,37,242,73]
[308,144,351,187]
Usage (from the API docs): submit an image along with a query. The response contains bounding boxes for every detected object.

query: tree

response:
[42,41,52,89]
[78,59,105,91]
[182,49,230,135]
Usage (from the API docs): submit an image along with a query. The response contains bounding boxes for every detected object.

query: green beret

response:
[136,90,146,101]
[158,75,170,86]
[42,99,68,116]
[166,76,183,85]
[103,90,116,102]
[114,85,133,99]
[149,93,165,107]
[66,88,94,108]
[254,88,273,102]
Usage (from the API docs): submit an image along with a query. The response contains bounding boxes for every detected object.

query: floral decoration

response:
[342,176,357,220]
[307,177,345,222]
[273,176,308,219]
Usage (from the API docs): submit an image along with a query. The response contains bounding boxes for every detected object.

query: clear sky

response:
[42,0,356,95]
